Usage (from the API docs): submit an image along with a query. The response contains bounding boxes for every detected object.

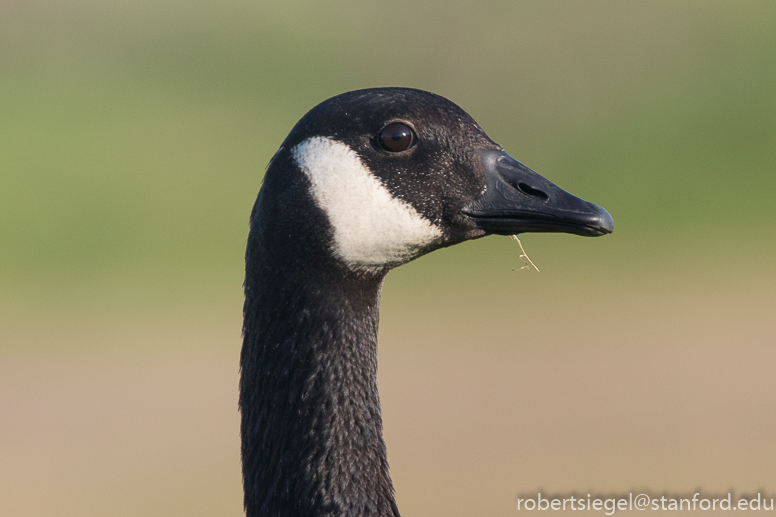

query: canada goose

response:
[241,87,613,517]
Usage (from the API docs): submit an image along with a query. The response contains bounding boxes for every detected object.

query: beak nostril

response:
[511,181,549,201]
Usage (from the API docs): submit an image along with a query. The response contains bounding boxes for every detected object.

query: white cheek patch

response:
[292,136,442,269]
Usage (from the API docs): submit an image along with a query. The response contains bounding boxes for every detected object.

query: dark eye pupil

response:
[379,123,415,152]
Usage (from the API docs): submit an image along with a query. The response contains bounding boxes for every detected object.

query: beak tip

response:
[597,207,615,235]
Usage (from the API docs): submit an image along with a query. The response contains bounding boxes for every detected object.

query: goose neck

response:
[241,263,399,517]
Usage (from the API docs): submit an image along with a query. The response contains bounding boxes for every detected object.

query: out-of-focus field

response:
[1,1,774,516]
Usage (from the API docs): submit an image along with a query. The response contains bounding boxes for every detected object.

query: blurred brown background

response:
[1,1,774,515]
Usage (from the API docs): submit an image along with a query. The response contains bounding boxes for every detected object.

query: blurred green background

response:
[2,1,774,516]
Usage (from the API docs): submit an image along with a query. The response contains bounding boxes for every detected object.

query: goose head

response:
[254,87,612,277]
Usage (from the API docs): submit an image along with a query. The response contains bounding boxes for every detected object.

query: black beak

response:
[462,150,614,237]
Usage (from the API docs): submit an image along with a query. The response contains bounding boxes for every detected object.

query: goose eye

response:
[378,123,416,152]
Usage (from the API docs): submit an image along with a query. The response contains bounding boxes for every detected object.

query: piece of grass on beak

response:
[509,235,540,272]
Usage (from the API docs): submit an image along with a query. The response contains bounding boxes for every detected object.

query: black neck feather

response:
[241,207,400,517]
